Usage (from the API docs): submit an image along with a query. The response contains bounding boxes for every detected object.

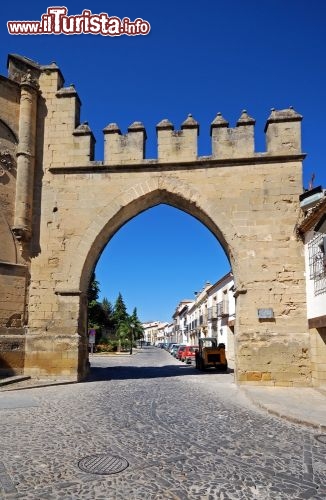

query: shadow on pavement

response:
[85,363,234,382]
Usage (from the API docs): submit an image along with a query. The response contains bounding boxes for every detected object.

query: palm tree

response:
[116,317,134,354]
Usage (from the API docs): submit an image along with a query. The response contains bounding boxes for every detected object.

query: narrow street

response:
[0,347,325,499]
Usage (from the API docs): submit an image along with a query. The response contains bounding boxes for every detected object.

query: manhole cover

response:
[78,454,129,475]
[314,435,326,444]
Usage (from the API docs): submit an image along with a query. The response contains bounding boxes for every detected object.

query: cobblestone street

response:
[1,347,326,499]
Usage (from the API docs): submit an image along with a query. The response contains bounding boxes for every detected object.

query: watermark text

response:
[7,7,151,36]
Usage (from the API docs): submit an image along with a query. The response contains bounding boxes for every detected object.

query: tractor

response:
[195,337,228,371]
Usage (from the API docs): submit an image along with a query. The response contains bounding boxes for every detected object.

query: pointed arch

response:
[74,180,238,294]
[0,118,18,144]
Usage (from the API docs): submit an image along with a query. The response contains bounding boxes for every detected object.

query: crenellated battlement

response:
[100,107,302,165]
[2,55,303,170]
[210,110,256,159]
[156,114,199,162]
[103,121,147,164]
[264,107,302,154]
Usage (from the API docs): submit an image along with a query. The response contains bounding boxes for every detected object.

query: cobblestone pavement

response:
[1,347,326,500]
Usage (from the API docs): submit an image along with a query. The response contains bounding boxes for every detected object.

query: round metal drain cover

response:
[314,435,326,444]
[78,454,129,475]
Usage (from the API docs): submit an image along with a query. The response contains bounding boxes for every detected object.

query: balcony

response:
[199,314,207,326]
[190,319,198,331]
[216,301,229,317]
[207,307,217,320]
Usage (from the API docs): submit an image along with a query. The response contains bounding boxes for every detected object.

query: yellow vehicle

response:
[195,337,228,371]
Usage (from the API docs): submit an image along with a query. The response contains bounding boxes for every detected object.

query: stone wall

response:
[310,327,326,386]
[27,158,308,385]
[0,263,27,376]
[0,71,28,375]
[0,54,313,385]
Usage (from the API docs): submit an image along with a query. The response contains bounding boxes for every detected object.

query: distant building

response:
[172,300,194,344]
[187,282,211,344]
[206,273,235,368]
[170,274,235,367]
[142,321,159,345]
[156,322,169,345]
[164,323,174,344]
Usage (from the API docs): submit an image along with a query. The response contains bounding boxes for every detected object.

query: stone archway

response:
[79,187,237,358]
[25,161,308,385]
[0,54,311,385]
[28,179,240,381]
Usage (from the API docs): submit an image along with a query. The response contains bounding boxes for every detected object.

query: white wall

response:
[305,230,326,320]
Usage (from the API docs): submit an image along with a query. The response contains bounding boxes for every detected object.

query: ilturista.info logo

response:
[7,6,151,36]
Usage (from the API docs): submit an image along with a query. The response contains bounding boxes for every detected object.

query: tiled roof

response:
[297,196,326,235]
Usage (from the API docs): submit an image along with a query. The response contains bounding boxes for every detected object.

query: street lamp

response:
[129,322,135,355]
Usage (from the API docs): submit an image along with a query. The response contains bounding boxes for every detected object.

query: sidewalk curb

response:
[0,352,140,390]
[0,378,77,392]
[0,375,31,387]
[90,351,139,357]
[242,388,326,432]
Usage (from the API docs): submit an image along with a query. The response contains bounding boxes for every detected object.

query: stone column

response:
[13,70,39,241]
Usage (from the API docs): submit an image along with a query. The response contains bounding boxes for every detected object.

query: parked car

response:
[170,344,181,356]
[181,345,198,364]
[176,345,187,360]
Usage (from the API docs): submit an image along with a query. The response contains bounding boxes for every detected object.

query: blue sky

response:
[1,1,326,321]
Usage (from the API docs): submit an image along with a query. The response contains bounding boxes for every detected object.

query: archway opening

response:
[86,203,236,368]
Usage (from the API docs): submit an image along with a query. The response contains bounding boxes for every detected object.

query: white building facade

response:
[172,300,193,345]
[156,322,169,345]
[175,274,236,368]
[298,187,326,386]
[206,273,235,368]
[142,321,159,345]
[143,275,235,369]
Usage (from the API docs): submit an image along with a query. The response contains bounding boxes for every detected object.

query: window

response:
[308,233,326,295]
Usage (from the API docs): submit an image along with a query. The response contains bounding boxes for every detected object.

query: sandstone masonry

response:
[0,54,314,386]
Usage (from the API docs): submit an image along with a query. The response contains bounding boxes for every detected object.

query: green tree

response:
[116,318,131,341]
[87,275,112,334]
[102,297,112,315]
[88,286,144,352]
[87,271,100,302]
[116,313,142,355]
[130,307,144,341]
[87,272,102,329]
[112,292,128,331]
[102,297,114,331]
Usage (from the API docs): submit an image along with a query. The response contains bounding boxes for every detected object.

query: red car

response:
[176,345,187,361]
[181,345,198,364]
